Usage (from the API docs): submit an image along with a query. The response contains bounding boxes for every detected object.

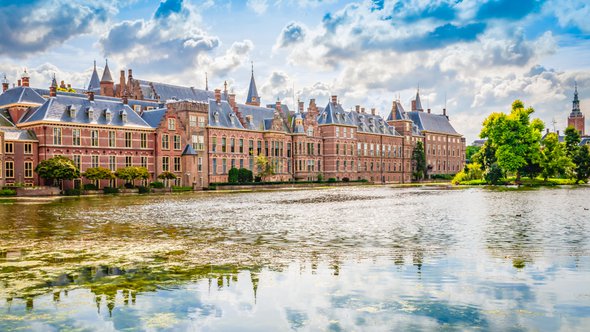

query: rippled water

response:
[1,186,590,331]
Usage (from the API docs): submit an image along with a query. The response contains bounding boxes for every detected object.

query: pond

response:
[0,186,589,331]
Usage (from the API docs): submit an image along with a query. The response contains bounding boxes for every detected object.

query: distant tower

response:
[411,88,424,112]
[246,62,260,106]
[100,59,114,97]
[21,68,30,87]
[88,60,101,93]
[567,83,585,136]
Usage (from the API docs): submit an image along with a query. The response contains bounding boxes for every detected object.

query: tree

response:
[480,100,544,182]
[83,167,114,184]
[472,140,496,171]
[115,166,150,187]
[35,156,80,187]
[573,145,590,183]
[238,168,253,183]
[485,163,503,185]
[565,126,581,157]
[228,167,239,183]
[539,133,574,181]
[157,171,177,187]
[412,141,427,181]
[255,155,274,181]
[465,145,481,164]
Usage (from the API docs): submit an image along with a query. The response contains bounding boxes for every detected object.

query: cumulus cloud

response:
[0,0,113,57]
[274,22,307,50]
[0,62,99,91]
[247,0,268,15]
[545,0,590,33]
[198,40,254,78]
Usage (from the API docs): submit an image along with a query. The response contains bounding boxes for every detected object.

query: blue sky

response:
[1,0,589,141]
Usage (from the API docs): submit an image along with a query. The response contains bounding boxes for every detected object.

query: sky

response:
[1,0,589,142]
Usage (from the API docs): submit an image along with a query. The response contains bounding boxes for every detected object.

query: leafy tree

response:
[35,156,80,187]
[412,141,427,181]
[472,140,497,170]
[480,100,544,182]
[83,167,114,183]
[465,145,481,164]
[228,167,239,183]
[238,168,253,183]
[485,163,503,185]
[539,133,574,181]
[157,171,177,187]
[573,145,590,183]
[452,162,484,184]
[255,155,275,181]
[565,126,581,157]
[115,166,150,187]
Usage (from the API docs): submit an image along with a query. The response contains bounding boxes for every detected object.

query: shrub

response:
[172,186,192,192]
[431,174,454,180]
[238,168,253,183]
[124,183,134,189]
[64,188,81,196]
[342,177,350,182]
[316,173,323,182]
[103,187,119,194]
[254,176,262,183]
[137,186,150,194]
[485,163,503,185]
[0,189,16,196]
[327,178,337,183]
[228,167,239,183]
[150,181,165,189]
[83,183,98,190]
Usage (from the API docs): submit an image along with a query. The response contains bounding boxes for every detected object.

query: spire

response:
[205,72,208,91]
[88,60,101,91]
[51,73,57,87]
[101,59,113,83]
[414,88,423,111]
[246,61,260,106]
[573,81,581,113]
[2,73,7,84]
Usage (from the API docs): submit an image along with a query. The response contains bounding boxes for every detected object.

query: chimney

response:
[427,108,431,114]
[275,100,282,113]
[228,93,236,109]
[119,70,126,97]
[443,108,447,116]
[60,80,66,89]
[122,95,128,104]
[298,101,304,113]
[371,108,376,115]
[214,89,221,103]
[355,105,360,113]
[17,79,21,87]
[2,77,8,93]
[67,83,71,89]
[361,107,365,114]
[88,91,94,101]
[331,95,337,104]
[128,69,133,80]
[21,69,30,87]
[49,85,57,97]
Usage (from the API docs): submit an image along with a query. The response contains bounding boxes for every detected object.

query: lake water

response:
[1,186,589,331]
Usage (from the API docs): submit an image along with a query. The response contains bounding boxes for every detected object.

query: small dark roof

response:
[209,99,245,130]
[471,139,487,147]
[541,132,565,143]
[317,101,355,126]
[236,103,277,131]
[414,91,424,111]
[101,60,114,83]
[141,108,167,128]
[406,111,458,135]
[0,86,46,108]
[181,144,198,156]
[246,73,260,105]
[20,95,152,129]
[88,61,101,92]
[387,101,408,121]
[0,127,37,141]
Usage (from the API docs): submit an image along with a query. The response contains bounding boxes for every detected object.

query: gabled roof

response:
[181,144,198,156]
[317,101,355,126]
[88,61,101,91]
[0,127,37,141]
[20,95,152,129]
[0,86,46,108]
[101,60,113,83]
[406,111,458,135]
[387,100,408,121]
[208,99,245,130]
[141,108,167,128]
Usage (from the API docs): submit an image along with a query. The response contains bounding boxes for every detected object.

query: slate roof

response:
[141,108,167,128]
[246,72,260,104]
[406,111,458,135]
[101,60,113,82]
[350,111,397,136]
[88,61,101,92]
[181,144,198,156]
[136,80,214,102]
[317,101,355,126]
[386,101,408,121]
[0,127,37,141]
[209,99,245,130]
[20,95,152,129]
[581,137,590,146]
[0,86,46,108]
[414,91,424,111]
[541,132,565,143]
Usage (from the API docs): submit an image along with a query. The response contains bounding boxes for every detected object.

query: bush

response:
[0,188,16,196]
[103,187,119,194]
[238,168,254,183]
[431,174,454,180]
[485,163,503,185]
[228,167,239,183]
[327,178,337,183]
[342,177,350,182]
[316,173,323,182]
[124,183,134,189]
[150,181,165,189]
[83,183,98,190]
[64,188,81,196]
[172,186,192,192]
[137,186,150,194]
[254,176,262,183]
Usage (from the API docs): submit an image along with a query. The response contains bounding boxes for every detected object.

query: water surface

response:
[1,186,589,331]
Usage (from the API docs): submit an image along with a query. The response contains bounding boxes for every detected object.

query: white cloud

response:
[247,0,268,15]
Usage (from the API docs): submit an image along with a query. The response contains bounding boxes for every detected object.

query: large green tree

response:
[83,167,114,183]
[539,133,574,181]
[465,145,481,164]
[564,126,581,157]
[480,100,544,182]
[115,166,150,186]
[35,156,80,187]
[412,141,427,181]
[573,145,590,183]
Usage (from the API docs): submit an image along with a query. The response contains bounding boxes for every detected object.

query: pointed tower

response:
[88,60,101,93]
[567,83,585,136]
[21,68,30,87]
[246,62,260,106]
[411,88,423,112]
[100,59,115,97]
[2,73,8,93]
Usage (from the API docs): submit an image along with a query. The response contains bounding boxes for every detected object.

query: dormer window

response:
[213,112,220,123]
[87,107,94,120]
[246,115,253,124]
[307,127,313,137]
[68,106,76,118]
[105,109,112,122]
[121,110,128,123]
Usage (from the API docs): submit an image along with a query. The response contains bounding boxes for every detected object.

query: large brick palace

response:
[0,62,465,188]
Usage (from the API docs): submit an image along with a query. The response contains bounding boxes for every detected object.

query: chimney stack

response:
[275,100,282,113]
[214,89,221,103]
[298,101,304,113]
[2,74,8,93]
[557,130,560,136]
[49,85,57,97]
[128,69,133,80]
[371,108,376,115]
[355,105,360,113]
[122,94,128,104]
[331,95,337,104]
[229,93,236,108]
[17,79,21,87]
[443,108,447,117]
[88,91,94,101]
[427,108,431,114]
[361,107,365,114]
[119,70,126,97]
[21,69,30,87]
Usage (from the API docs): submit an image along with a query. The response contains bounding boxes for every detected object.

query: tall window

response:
[140,133,147,148]
[221,137,227,152]
[109,131,116,147]
[335,127,339,138]
[125,156,132,167]
[72,129,81,146]
[91,130,99,147]
[198,116,205,128]
[249,140,254,155]
[73,155,81,170]
[162,134,169,150]
[212,137,217,152]
[91,155,99,168]
[222,158,227,174]
[5,142,13,154]
[230,138,235,153]
[53,128,62,145]
[24,161,33,178]
[125,132,132,148]
[5,161,14,178]
[109,156,116,171]
[198,157,203,172]
[193,135,204,151]
[257,140,262,155]
[239,139,244,153]
[141,156,148,168]
[174,157,181,172]
[212,158,217,174]
[162,156,169,171]
[189,115,197,127]
[168,118,176,130]
[174,135,181,150]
